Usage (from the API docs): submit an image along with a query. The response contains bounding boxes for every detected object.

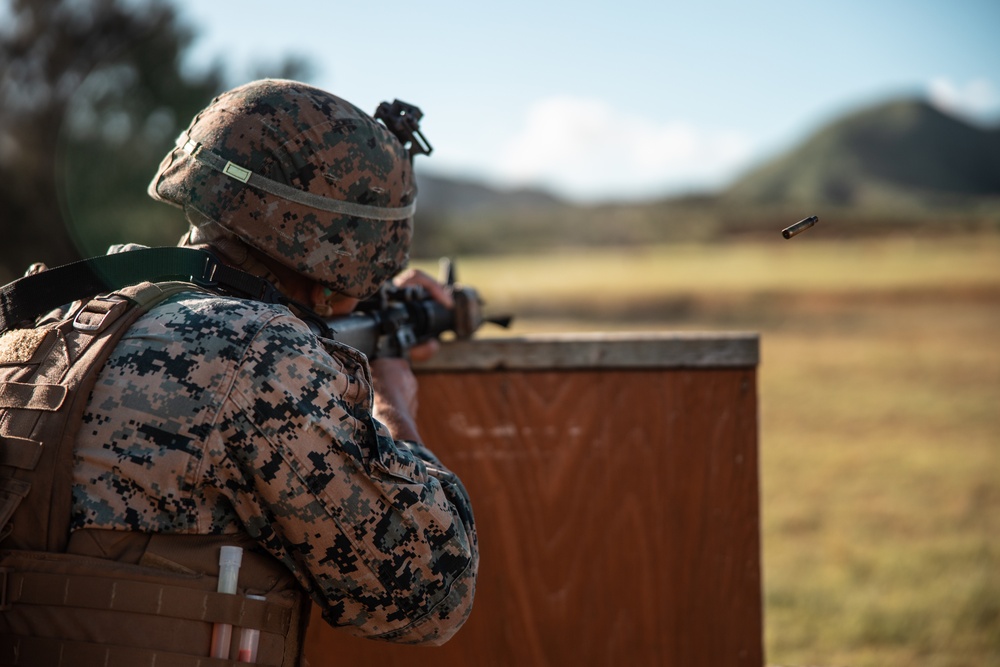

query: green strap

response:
[178,135,418,221]
[0,248,285,333]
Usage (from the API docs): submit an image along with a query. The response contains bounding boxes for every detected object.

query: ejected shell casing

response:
[781,215,819,239]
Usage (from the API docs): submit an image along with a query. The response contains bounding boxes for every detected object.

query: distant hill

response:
[410,173,576,256]
[415,172,565,216]
[722,98,1000,209]
[407,98,1000,255]
[416,98,1000,217]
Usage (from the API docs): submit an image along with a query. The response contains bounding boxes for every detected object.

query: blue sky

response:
[172,0,1000,202]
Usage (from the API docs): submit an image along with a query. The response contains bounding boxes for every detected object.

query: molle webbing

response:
[0,282,198,552]
[0,282,311,666]
[3,570,290,634]
[0,635,244,667]
[0,545,304,667]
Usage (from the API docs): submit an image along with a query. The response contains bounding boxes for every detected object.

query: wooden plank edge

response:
[414,331,760,371]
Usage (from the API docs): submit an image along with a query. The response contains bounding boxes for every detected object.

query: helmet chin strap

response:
[182,213,289,294]
[177,223,333,336]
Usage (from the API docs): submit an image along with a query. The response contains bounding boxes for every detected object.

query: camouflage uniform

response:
[0,81,476,662]
[69,258,477,644]
[0,81,478,664]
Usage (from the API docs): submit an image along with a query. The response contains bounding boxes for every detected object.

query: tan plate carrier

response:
[0,282,309,667]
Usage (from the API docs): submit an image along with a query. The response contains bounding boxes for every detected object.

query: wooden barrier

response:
[304,332,762,666]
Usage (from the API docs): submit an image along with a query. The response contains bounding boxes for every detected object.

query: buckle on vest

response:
[0,566,11,611]
[73,295,130,334]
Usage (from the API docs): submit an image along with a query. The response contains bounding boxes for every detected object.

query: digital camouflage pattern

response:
[149,79,415,300]
[72,288,477,644]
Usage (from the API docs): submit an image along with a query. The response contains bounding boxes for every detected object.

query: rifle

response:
[313,259,511,359]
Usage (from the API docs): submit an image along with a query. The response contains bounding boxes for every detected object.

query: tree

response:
[0,0,311,281]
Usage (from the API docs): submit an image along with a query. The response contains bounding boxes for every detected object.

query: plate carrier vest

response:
[0,269,311,666]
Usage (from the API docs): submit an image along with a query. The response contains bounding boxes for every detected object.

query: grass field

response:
[414,232,1000,666]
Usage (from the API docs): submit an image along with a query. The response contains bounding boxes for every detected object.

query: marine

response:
[0,79,478,666]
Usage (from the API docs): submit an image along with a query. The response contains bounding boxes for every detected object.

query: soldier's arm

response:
[219,313,477,645]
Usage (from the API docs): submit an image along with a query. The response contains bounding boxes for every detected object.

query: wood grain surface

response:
[305,354,761,666]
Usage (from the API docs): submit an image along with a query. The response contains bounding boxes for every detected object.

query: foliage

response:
[0,0,311,281]
[722,98,1000,210]
[410,194,1000,260]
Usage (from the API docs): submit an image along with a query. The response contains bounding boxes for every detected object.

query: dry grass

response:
[415,232,1000,666]
[760,303,1000,667]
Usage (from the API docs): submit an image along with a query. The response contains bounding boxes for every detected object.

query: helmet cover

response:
[149,79,416,299]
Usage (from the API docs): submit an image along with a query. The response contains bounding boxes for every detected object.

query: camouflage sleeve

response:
[217,313,478,645]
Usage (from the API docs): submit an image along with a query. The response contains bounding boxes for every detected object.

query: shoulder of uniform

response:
[147,288,306,333]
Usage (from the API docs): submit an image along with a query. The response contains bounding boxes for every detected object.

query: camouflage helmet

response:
[148,79,416,299]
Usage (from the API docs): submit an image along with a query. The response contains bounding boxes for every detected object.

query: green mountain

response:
[722,98,1000,210]
[408,97,1000,254]
[414,172,565,216]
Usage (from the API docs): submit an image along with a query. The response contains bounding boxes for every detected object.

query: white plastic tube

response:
[237,594,267,663]
[210,546,244,659]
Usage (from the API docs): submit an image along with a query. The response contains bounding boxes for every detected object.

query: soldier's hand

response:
[392,268,454,362]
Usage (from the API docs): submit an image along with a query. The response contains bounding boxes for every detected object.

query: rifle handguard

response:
[316,284,505,359]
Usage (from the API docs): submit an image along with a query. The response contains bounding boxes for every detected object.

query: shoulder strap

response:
[0,281,199,551]
[0,247,286,332]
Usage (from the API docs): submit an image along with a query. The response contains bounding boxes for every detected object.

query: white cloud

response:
[495,96,755,202]
[928,77,1000,124]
